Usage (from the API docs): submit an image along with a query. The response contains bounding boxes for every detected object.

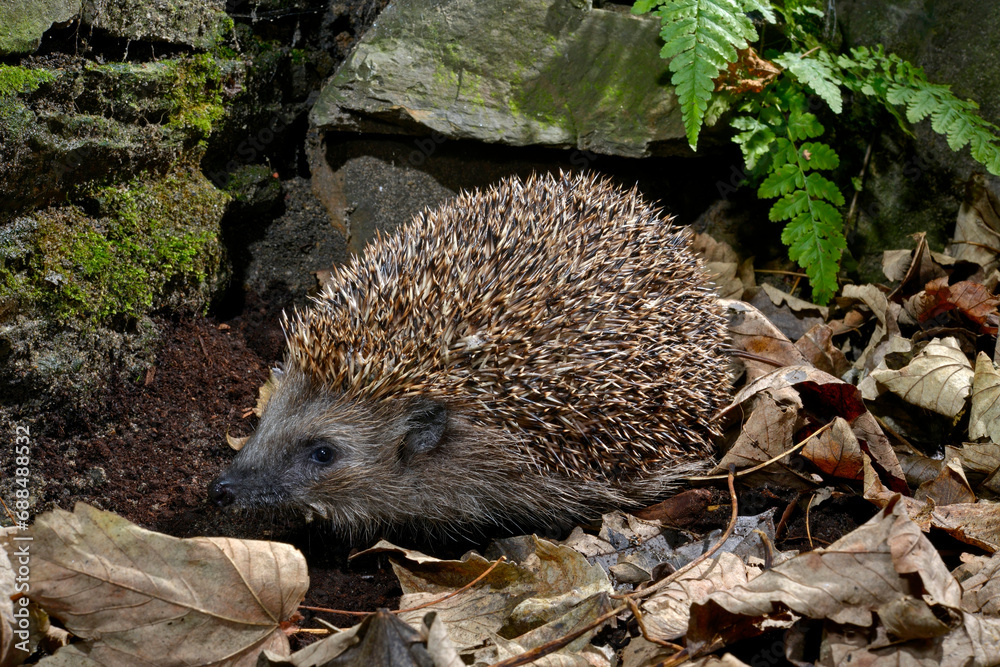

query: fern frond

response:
[840,46,1000,177]
[752,92,846,304]
[774,51,842,113]
[636,0,773,150]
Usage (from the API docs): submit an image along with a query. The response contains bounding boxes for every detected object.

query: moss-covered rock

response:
[1,164,229,326]
[82,0,233,50]
[0,0,81,55]
[0,164,230,406]
[311,0,686,158]
[0,54,241,224]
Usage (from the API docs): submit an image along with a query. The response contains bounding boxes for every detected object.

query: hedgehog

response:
[208,172,729,535]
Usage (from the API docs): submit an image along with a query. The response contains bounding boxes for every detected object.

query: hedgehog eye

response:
[308,442,337,465]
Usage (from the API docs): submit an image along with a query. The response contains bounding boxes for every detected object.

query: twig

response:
[754,269,809,278]
[845,137,875,234]
[487,603,627,667]
[300,556,507,619]
[628,464,739,601]
[687,421,832,482]
[627,597,683,650]
[806,493,815,549]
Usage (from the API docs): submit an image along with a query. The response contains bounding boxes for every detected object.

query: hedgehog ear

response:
[402,398,448,458]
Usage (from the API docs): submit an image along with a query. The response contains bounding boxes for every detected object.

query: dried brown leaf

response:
[721,365,906,490]
[633,489,712,526]
[971,352,1000,442]
[953,553,1000,615]
[870,337,974,418]
[260,610,465,667]
[802,417,863,481]
[721,299,806,383]
[915,458,978,506]
[691,233,747,300]
[794,323,851,378]
[713,389,812,489]
[841,284,902,373]
[746,285,826,342]
[26,503,307,666]
[945,173,1000,270]
[913,278,1000,334]
[687,498,990,661]
[640,553,755,642]
[363,537,612,654]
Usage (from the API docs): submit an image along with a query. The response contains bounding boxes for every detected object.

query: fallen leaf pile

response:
[5,176,1000,665]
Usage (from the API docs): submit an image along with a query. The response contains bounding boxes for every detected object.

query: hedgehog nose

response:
[208,476,235,507]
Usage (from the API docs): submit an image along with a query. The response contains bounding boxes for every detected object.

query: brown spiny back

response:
[283,172,728,480]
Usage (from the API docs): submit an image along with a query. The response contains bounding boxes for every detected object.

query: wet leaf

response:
[870,337,974,418]
[25,503,307,666]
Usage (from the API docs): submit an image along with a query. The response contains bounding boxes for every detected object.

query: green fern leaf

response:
[774,52,843,113]
[759,163,801,198]
[779,195,846,303]
[642,0,764,150]
[731,116,775,169]
[841,47,1000,177]
[799,142,839,170]
[786,108,823,141]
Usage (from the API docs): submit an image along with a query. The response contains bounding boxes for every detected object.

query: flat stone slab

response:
[82,0,231,50]
[0,0,81,55]
[311,0,686,158]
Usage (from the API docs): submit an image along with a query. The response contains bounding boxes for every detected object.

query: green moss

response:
[0,65,55,98]
[167,54,226,141]
[5,166,228,325]
[290,48,307,65]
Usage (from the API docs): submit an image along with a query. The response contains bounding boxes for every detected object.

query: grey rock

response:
[312,0,687,158]
[82,0,232,49]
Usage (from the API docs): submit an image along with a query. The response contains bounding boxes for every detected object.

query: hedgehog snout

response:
[208,473,235,507]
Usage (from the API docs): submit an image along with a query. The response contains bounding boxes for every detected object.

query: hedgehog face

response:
[207,365,451,528]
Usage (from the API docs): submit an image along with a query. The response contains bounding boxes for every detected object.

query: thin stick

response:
[754,269,809,278]
[687,422,831,482]
[628,465,739,601]
[806,493,815,550]
[627,597,683,650]
[488,604,626,667]
[300,556,507,618]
